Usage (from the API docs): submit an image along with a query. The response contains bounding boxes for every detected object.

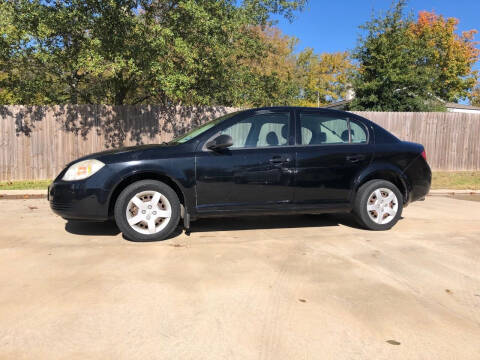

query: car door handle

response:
[269,156,291,164]
[346,155,366,163]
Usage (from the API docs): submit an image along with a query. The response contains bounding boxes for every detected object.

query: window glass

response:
[217,112,290,148]
[301,127,313,144]
[350,120,368,143]
[257,122,289,147]
[300,113,349,145]
[219,119,252,148]
[173,111,239,143]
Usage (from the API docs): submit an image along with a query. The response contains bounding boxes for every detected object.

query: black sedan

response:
[49,107,431,241]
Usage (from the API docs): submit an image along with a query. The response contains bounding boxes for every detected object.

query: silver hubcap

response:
[126,191,172,235]
[367,188,398,225]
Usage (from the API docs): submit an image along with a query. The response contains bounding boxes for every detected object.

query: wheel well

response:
[108,172,185,217]
[357,171,408,203]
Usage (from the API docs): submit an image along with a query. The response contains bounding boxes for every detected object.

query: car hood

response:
[69,143,181,165]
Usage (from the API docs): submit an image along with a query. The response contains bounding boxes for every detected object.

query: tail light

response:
[421,150,427,161]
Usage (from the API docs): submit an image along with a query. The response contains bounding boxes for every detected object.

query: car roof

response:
[243,106,358,118]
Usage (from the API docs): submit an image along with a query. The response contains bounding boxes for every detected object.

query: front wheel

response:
[114,180,181,241]
[353,180,403,230]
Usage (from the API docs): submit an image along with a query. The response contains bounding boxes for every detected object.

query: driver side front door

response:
[195,110,295,214]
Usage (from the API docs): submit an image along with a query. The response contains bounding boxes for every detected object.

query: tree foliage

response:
[236,26,299,106]
[241,0,307,25]
[0,0,310,106]
[296,49,356,106]
[350,0,479,111]
[5,0,476,110]
[471,84,480,106]
[409,10,479,102]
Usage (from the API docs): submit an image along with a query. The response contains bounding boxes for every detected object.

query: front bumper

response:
[49,179,111,221]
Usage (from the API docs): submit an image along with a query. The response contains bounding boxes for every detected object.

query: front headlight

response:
[62,159,105,181]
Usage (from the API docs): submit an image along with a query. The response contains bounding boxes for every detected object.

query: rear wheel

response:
[353,179,403,230]
[114,180,180,241]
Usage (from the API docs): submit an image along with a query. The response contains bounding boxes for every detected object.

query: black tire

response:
[353,179,403,231]
[114,180,181,241]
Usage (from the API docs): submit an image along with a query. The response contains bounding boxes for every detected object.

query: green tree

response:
[241,0,307,25]
[350,0,479,111]
[235,26,299,106]
[0,2,18,103]
[471,84,480,106]
[350,0,443,111]
[0,0,307,105]
[296,49,355,107]
[409,11,479,103]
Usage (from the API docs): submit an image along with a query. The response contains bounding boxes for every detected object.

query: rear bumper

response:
[49,180,110,221]
[404,156,432,203]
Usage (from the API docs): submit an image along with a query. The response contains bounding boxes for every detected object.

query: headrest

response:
[281,124,289,140]
[266,131,279,146]
[319,132,326,143]
[310,131,326,144]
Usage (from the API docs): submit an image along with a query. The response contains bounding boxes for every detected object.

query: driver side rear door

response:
[293,109,374,207]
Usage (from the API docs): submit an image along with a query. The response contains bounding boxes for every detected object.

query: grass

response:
[0,172,479,191]
[431,172,480,190]
[0,179,52,190]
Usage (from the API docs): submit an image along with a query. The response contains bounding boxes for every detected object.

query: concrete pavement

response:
[0,196,479,359]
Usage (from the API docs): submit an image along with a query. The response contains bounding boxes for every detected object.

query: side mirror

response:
[206,134,233,151]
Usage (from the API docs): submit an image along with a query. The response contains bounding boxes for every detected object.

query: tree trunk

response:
[114,86,128,105]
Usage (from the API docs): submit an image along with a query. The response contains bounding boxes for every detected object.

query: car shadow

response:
[65,220,121,236]
[189,213,363,233]
[65,213,364,240]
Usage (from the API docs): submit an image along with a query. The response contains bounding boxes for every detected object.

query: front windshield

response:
[171,111,240,144]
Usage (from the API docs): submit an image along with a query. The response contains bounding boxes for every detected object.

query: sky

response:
[275,0,480,73]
